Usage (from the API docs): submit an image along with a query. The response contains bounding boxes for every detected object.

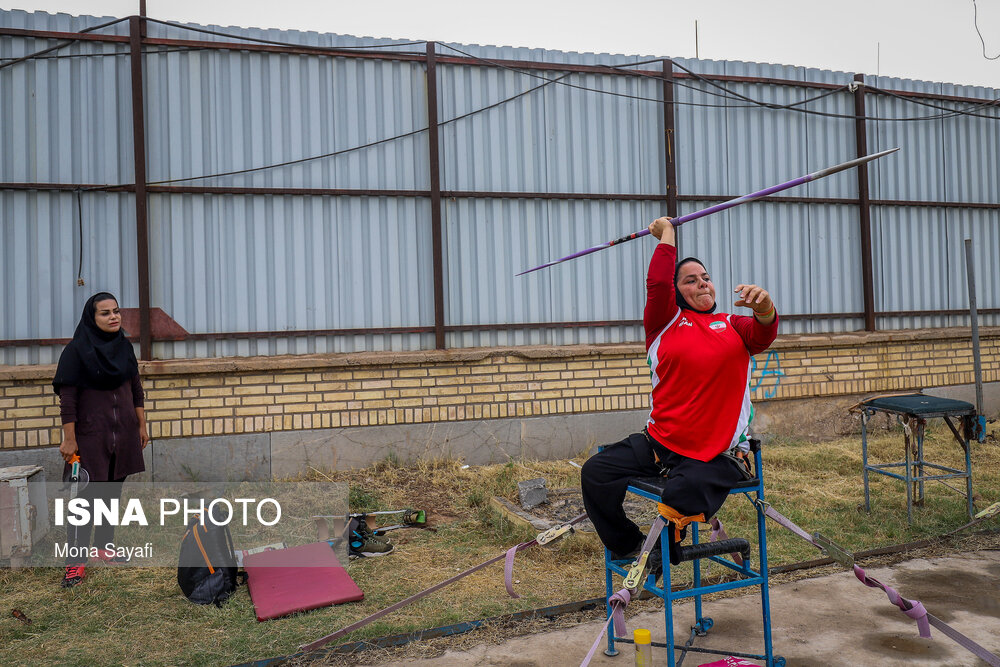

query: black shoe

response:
[647,541,664,579]
[610,539,643,562]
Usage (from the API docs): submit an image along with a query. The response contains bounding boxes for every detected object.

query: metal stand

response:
[861,395,976,523]
[603,443,785,666]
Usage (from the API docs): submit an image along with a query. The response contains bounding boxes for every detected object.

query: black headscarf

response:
[53,292,139,393]
[674,256,718,314]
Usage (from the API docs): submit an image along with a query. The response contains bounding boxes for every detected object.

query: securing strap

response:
[854,565,1000,666]
[301,512,587,652]
[657,503,705,542]
[764,501,1000,666]
[623,516,667,590]
[505,518,584,598]
[709,516,744,566]
[853,565,930,637]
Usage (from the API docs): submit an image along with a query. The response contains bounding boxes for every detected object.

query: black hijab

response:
[53,292,139,392]
[674,256,718,314]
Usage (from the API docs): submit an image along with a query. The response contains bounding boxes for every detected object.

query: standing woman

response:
[53,292,149,588]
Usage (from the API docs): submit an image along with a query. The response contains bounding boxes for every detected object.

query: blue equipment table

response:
[860,394,977,523]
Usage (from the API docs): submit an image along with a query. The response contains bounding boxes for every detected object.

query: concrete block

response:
[0,446,64,484]
[151,433,270,482]
[517,478,547,510]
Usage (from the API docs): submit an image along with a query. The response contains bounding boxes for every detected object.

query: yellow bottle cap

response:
[633,628,651,645]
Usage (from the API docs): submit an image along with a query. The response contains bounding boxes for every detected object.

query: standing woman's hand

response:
[136,407,150,449]
[59,430,78,463]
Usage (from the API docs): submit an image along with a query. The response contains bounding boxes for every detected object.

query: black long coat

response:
[59,375,146,482]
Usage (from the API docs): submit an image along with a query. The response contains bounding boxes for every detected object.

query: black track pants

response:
[66,455,127,565]
[580,432,746,557]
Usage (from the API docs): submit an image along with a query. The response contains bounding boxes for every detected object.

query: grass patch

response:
[1,422,998,666]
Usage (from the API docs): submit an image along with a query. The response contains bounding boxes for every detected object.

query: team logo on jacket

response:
[678,317,693,328]
[709,320,727,331]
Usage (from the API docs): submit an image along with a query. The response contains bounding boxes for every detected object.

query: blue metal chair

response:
[603,439,785,666]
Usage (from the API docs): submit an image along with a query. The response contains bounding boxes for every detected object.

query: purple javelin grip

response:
[516,147,899,276]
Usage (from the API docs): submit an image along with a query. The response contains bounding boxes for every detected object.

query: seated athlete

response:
[581,216,778,569]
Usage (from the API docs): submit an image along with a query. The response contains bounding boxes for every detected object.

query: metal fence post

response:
[129,14,152,359]
[662,59,678,220]
[425,41,446,349]
[853,73,876,332]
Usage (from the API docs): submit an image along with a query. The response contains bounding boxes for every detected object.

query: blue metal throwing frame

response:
[602,443,784,666]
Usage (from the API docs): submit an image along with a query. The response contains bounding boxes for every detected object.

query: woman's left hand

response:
[140,428,150,449]
[734,284,773,314]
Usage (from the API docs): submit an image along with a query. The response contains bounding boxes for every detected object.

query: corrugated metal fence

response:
[1,9,998,364]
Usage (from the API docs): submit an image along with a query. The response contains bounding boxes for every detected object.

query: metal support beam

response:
[853,73,876,332]
[662,59,678,219]
[425,42,446,349]
[129,15,152,359]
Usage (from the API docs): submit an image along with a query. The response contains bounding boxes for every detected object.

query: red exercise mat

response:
[244,541,364,622]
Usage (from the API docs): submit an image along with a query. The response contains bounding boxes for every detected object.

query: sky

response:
[3,1,999,89]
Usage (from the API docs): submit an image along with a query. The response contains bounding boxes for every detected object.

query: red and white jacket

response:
[644,244,778,462]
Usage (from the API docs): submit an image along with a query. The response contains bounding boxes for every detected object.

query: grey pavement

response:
[374,551,1000,666]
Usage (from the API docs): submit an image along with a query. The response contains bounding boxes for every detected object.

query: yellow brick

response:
[351,370,387,380]
[16,417,55,429]
[153,378,188,389]
[6,408,45,418]
[200,408,233,418]
[355,390,385,400]
[15,396,54,408]
[191,397,225,408]
[313,382,348,391]
[240,395,275,406]
[190,377,223,387]
[198,387,234,397]
[5,386,42,396]
[275,394,308,404]
[233,385,267,395]
[152,389,184,399]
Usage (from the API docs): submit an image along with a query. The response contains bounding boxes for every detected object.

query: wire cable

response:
[864,81,1000,118]
[106,70,575,187]
[438,42,998,122]
[973,0,1000,60]
[74,189,85,286]
[0,16,128,71]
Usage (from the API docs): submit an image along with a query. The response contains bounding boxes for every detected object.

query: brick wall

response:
[2,327,998,451]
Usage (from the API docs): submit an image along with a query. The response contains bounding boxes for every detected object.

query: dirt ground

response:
[368,545,1000,666]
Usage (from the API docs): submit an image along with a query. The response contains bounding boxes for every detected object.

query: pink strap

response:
[853,565,931,638]
[504,545,521,598]
[709,516,744,566]
[580,615,615,667]
[580,589,631,667]
[608,588,632,636]
[504,514,590,598]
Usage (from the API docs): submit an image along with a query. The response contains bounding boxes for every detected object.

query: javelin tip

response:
[809,147,899,180]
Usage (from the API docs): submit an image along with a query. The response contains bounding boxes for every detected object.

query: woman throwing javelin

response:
[581,216,778,569]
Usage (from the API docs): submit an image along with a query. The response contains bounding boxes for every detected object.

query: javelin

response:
[516,147,899,276]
